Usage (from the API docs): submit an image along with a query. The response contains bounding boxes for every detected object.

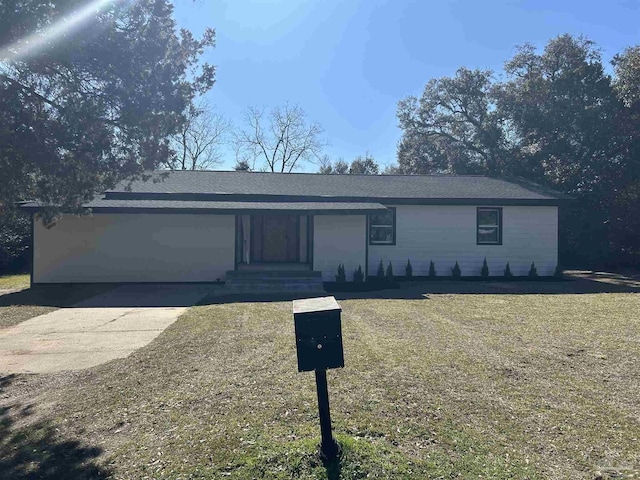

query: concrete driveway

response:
[0,284,212,374]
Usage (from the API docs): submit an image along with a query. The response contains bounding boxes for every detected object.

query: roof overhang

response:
[20,200,389,215]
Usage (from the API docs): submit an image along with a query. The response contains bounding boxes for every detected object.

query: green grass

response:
[0,273,29,290]
[1,289,639,479]
[0,284,113,329]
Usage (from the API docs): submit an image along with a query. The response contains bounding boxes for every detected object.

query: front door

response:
[251,215,299,262]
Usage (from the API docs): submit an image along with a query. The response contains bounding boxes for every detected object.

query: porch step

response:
[223,270,325,294]
[226,270,321,279]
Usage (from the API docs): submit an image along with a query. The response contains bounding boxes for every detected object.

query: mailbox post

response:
[293,296,344,460]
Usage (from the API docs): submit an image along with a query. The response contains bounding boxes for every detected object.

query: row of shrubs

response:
[336,258,563,282]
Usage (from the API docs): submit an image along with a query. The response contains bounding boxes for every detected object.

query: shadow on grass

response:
[0,375,109,480]
[322,451,342,480]
[3,271,638,310]
[0,284,216,309]
[198,287,430,305]
[0,284,112,309]
[198,272,640,305]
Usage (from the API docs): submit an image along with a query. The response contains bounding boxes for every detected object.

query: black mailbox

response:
[293,296,344,372]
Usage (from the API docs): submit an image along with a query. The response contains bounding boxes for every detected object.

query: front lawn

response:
[0,285,638,479]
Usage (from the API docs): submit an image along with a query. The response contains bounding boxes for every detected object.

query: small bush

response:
[386,261,394,281]
[335,263,346,283]
[405,259,413,278]
[480,257,489,278]
[451,261,461,278]
[428,260,437,277]
[377,260,385,277]
[353,265,364,283]
[504,262,513,277]
[528,262,538,278]
[554,265,563,278]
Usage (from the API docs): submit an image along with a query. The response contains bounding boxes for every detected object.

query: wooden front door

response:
[251,215,299,262]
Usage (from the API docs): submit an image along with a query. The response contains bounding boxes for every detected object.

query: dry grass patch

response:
[0,274,29,291]
[0,291,638,479]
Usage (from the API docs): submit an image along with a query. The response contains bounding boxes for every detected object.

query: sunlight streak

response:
[0,0,124,63]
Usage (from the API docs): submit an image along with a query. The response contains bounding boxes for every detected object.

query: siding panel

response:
[369,205,558,277]
[313,215,366,281]
[34,214,235,283]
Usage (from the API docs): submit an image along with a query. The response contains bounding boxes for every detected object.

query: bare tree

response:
[234,104,325,172]
[169,99,231,170]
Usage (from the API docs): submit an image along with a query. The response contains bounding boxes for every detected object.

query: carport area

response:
[0,284,212,373]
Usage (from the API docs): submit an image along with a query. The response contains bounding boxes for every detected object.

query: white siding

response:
[34,214,235,283]
[369,205,558,277]
[313,215,366,281]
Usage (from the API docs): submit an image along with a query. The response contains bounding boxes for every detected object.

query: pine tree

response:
[377,260,385,277]
[452,261,461,278]
[405,259,413,278]
[335,263,346,282]
[386,261,394,281]
[504,262,513,277]
[480,257,489,277]
[353,265,364,282]
[429,260,437,277]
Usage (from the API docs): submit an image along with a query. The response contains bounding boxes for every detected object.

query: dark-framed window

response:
[369,208,396,245]
[477,207,502,245]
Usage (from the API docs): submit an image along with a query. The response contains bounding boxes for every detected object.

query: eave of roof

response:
[19,199,389,215]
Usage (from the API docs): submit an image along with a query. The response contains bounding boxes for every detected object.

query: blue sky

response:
[172,0,640,171]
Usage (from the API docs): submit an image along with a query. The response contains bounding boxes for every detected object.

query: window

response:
[369,208,396,245]
[477,207,502,245]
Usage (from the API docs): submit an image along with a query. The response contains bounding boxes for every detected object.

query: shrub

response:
[335,263,346,283]
[377,260,385,277]
[480,257,489,278]
[504,262,513,277]
[428,260,437,277]
[353,265,364,283]
[554,265,563,278]
[405,259,413,278]
[451,261,461,278]
[386,261,394,281]
[528,262,538,278]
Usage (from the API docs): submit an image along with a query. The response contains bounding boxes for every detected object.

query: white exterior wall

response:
[313,215,367,281]
[34,213,235,283]
[369,205,558,277]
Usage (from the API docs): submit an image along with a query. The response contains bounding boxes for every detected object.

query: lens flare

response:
[0,0,124,63]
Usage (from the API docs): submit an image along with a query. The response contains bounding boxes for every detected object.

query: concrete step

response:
[226,270,322,279]
[223,269,325,295]
[225,277,324,285]
[221,283,326,294]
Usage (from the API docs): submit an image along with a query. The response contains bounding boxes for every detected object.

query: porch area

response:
[235,214,312,268]
[230,213,319,294]
[226,204,384,290]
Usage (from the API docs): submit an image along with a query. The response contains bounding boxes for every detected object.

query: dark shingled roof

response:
[20,171,568,212]
[105,171,566,203]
